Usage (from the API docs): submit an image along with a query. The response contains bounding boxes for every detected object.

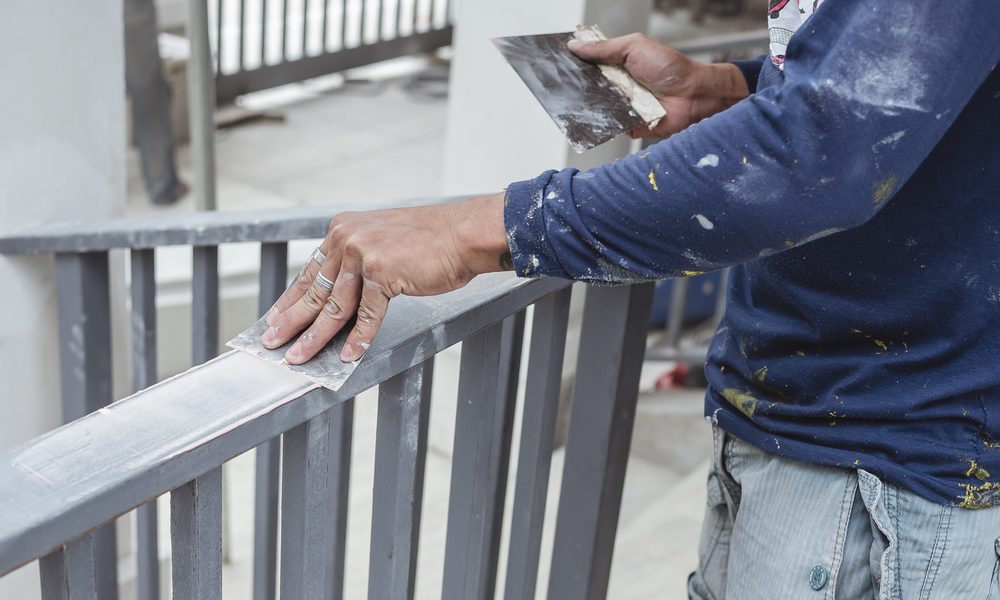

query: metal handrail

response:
[0,272,567,577]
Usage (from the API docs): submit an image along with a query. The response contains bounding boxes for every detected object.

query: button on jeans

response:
[688,427,1000,599]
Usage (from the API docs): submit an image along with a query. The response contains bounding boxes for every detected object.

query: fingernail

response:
[262,325,278,347]
[286,341,302,362]
[567,39,584,49]
[340,344,355,363]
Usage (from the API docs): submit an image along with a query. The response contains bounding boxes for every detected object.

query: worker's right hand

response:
[568,33,750,139]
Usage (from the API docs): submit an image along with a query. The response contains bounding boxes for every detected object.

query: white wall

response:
[0,1,125,595]
[442,0,653,195]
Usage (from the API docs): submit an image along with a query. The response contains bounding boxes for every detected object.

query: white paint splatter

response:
[546,191,558,200]
[872,130,907,151]
[693,214,714,230]
[696,154,719,168]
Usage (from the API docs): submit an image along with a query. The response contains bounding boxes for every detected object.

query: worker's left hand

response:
[261,193,509,365]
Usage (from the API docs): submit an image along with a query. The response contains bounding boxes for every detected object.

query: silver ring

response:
[315,273,335,292]
[310,248,326,266]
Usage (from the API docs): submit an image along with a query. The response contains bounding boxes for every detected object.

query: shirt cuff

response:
[503,170,571,279]
[730,55,767,95]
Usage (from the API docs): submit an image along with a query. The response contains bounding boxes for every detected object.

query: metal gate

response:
[211,0,454,104]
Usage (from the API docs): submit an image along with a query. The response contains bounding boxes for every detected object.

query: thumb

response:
[567,35,634,65]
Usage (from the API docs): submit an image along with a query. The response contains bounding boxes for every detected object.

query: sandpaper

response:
[493,25,665,153]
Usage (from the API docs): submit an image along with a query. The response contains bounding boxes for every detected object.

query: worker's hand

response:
[568,33,750,139]
[262,193,510,365]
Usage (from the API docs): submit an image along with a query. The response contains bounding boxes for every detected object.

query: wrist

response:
[452,192,511,276]
[691,62,751,115]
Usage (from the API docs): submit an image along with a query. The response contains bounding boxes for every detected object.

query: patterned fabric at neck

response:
[768,0,826,68]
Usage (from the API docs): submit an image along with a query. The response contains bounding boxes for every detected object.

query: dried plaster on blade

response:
[574,25,666,129]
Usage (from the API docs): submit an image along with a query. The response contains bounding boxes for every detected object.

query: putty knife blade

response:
[493,31,648,152]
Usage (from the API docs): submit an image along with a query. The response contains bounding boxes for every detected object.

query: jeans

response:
[689,427,1000,599]
[125,0,184,205]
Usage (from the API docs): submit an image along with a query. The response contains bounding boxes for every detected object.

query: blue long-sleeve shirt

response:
[504,1,1000,508]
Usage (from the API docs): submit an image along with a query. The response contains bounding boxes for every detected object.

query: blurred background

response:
[0,1,767,598]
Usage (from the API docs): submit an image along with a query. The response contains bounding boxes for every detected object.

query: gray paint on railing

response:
[368,359,433,600]
[503,288,572,600]
[130,249,160,600]
[547,283,656,600]
[0,274,567,577]
[441,319,512,600]
[53,251,118,600]
[0,198,459,255]
[192,246,221,366]
[279,410,331,599]
[324,398,354,600]
[253,242,288,600]
[170,468,223,600]
[39,534,97,600]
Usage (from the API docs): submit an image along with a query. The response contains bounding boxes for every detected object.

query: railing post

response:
[280,411,332,599]
[547,283,655,600]
[170,468,224,600]
[54,251,118,600]
[442,312,524,600]
[186,0,217,210]
[39,534,98,600]
[325,398,354,600]
[130,249,160,600]
[368,359,434,600]
[504,289,572,600]
[253,242,288,600]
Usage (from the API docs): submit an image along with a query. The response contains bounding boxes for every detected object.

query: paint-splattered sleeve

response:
[503,1,1000,284]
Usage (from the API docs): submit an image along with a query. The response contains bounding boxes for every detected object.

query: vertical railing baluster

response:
[130,249,160,600]
[302,0,311,55]
[40,533,98,600]
[358,0,366,45]
[340,0,350,49]
[376,0,383,40]
[261,0,269,65]
[325,398,354,600]
[238,0,247,71]
[411,0,417,35]
[252,242,287,600]
[54,252,117,600]
[321,0,330,51]
[187,0,218,211]
[396,0,404,37]
[192,246,220,365]
[546,283,655,600]
[170,468,224,600]
[281,0,290,59]
[368,359,434,600]
[503,289,572,600]
[280,410,332,599]
[442,313,523,600]
[216,0,224,73]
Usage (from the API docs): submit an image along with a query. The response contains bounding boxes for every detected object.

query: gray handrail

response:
[0,196,468,255]
[0,272,568,577]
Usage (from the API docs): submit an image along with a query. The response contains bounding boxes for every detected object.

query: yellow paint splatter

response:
[873,175,899,206]
[985,435,1000,450]
[722,388,757,419]
[681,270,704,277]
[853,459,860,466]
[753,366,768,384]
[784,240,795,248]
[795,350,806,357]
[870,338,888,352]
[966,460,991,481]
[958,481,1000,509]
[648,170,659,191]
[851,328,863,334]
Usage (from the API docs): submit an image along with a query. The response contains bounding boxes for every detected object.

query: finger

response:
[567,33,641,65]
[340,278,392,363]
[266,257,322,326]
[284,267,362,364]
[261,261,341,349]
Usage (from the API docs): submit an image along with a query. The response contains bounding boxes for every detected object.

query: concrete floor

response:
[121,45,716,600]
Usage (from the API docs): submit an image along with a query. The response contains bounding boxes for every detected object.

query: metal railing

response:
[210,0,454,104]
[0,203,654,600]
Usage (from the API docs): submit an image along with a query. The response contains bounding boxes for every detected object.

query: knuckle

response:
[302,286,326,310]
[322,295,347,320]
[356,303,380,327]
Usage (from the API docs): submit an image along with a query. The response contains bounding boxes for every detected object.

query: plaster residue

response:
[574,25,666,128]
[693,214,714,230]
[696,154,720,168]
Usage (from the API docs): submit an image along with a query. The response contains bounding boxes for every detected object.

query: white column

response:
[0,1,125,597]
[442,0,654,195]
